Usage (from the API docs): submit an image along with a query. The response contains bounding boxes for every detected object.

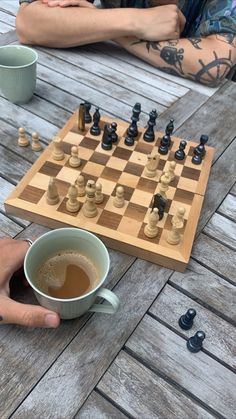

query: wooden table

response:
[0,2,236,418]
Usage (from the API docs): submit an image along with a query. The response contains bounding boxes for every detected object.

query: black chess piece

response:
[178,308,196,330]
[175,140,187,160]
[187,331,206,353]
[199,134,208,156]
[165,118,174,136]
[143,109,158,142]
[158,135,169,155]
[125,126,136,146]
[151,193,166,221]
[192,146,203,165]
[90,107,101,136]
[127,102,141,138]
[84,102,92,124]
[102,124,112,150]
[111,122,118,143]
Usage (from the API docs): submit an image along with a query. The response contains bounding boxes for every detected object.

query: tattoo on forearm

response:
[216,34,236,48]
[188,38,202,50]
[0,316,3,321]
[188,51,233,87]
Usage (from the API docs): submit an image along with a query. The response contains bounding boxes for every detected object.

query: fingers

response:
[0,296,60,328]
[0,239,29,281]
[42,0,95,7]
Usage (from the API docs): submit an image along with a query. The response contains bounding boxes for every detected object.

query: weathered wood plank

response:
[218,194,236,221]
[0,29,17,46]
[87,42,219,97]
[175,82,236,160]
[40,46,188,99]
[0,248,135,419]
[0,21,13,34]
[170,259,236,324]
[0,1,19,15]
[126,316,236,418]
[150,284,236,369]
[0,177,30,227]
[191,233,236,284]
[98,351,215,419]
[0,10,16,26]
[0,144,31,183]
[197,138,236,234]
[76,391,128,419]
[204,212,236,250]
[36,49,167,114]
[0,212,23,238]
[12,260,171,419]
[231,183,236,196]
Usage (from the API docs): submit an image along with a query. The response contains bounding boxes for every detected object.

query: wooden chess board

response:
[5,110,215,272]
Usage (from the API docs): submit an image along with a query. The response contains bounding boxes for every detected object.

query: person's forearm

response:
[115,34,236,87]
[16,2,180,48]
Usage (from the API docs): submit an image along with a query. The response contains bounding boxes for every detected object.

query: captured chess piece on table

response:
[179,308,196,330]
[31,132,42,152]
[187,331,206,353]
[18,127,29,147]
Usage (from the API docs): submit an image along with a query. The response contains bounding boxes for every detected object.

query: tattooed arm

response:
[115,34,236,87]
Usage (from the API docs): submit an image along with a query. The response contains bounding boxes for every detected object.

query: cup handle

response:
[88,288,120,314]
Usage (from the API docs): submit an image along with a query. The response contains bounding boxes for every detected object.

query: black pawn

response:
[178,308,196,330]
[111,122,118,143]
[125,126,135,146]
[165,118,174,136]
[192,146,203,165]
[187,331,206,353]
[175,140,187,160]
[127,102,141,138]
[143,109,158,143]
[90,107,101,136]
[199,134,208,156]
[102,125,112,150]
[158,135,169,155]
[84,102,92,124]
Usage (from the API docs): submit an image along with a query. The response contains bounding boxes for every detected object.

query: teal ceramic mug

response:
[0,45,37,104]
[24,228,120,319]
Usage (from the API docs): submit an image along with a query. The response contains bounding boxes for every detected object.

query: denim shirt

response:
[19,0,236,37]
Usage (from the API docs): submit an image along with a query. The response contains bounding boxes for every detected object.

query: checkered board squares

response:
[5,111,214,272]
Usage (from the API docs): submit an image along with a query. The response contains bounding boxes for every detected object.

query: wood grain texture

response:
[98,351,214,419]
[170,259,236,324]
[126,316,236,418]
[218,194,236,221]
[0,177,30,227]
[0,249,135,419]
[75,391,128,419]
[0,212,23,238]
[0,21,13,34]
[204,212,236,250]
[0,144,32,184]
[231,183,236,196]
[150,284,236,369]
[0,10,16,26]
[0,29,17,45]
[0,0,19,15]
[191,233,236,284]
[12,260,171,419]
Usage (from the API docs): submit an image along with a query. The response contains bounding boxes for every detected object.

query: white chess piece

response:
[18,127,29,147]
[46,177,60,205]
[66,183,80,212]
[69,146,81,168]
[144,208,159,238]
[167,161,176,181]
[76,174,86,197]
[113,186,125,208]
[82,180,98,218]
[95,182,104,204]
[52,136,65,161]
[144,153,160,178]
[31,132,42,152]
[167,207,185,245]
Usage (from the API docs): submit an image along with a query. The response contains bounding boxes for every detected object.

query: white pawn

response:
[82,180,98,218]
[167,207,185,245]
[167,161,176,182]
[52,136,65,161]
[113,186,125,208]
[172,206,186,226]
[66,183,80,213]
[144,208,159,238]
[158,172,170,199]
[46,177,60,205]
[95,182,104,204]
[18,127,29,147]
[69,146,81,168]
[76,174,86,197]
[31,132,42,152]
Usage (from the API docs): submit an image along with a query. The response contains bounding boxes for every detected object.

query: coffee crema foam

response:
[35,250,99,298]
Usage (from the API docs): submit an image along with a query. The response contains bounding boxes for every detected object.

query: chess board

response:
[5,110,215,272]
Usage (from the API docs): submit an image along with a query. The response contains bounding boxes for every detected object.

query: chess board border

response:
[5,110,215,272]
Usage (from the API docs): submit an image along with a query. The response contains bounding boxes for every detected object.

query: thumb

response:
[0,296,60,328]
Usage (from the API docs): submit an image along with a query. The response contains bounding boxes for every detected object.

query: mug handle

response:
[89,288,120,314]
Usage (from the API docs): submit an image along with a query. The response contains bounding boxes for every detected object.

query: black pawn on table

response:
[90,107,101,136]
[127,102,141,138]
[84,102,92,124]
[187,331,206,353]
[124,126,136,146]
[151,193,166,221]
[102,124,112,150]
[158,134,169,155]
[143,109,158,142]
[165,118,175,136]
[175,140,187,160]
[111,122,118,143]
[192,145,204,165]
[178,308,196,330]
